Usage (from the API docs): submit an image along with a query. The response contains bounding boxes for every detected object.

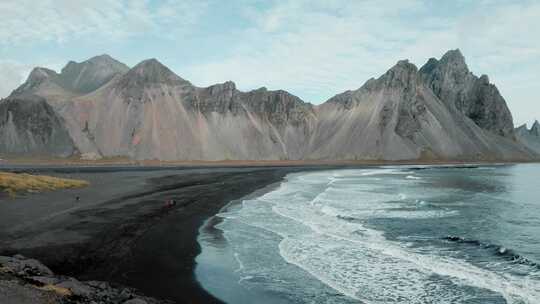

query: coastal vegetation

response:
[0,172,89,197]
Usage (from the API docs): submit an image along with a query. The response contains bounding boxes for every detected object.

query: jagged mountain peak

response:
[378,59,419,89]
[419,49,514,138]
[223,80,236,88]
[418,58,439,75]
[24,67,58,87]
[11,54,130,98]
[441,48,465,61]
[26,67,57,83]
[62,54,128,71]
[58,54,129,94]
[422,49,469,76]
[198,81,238,103]
[531,120,540,136]
[515,120,540,154]
[124,58,187,85]
[136,58,161,67]
[439,49,467,70]
[516,123,528,131]
[9,67,59,97]
[515,120,540,136]
[112,58,192,103]
[133,58,168,71]
[206,80,236,91]
[325,60,420,108]
[88,54,117,62]
[387,59,418,75]
[29,67,58,79]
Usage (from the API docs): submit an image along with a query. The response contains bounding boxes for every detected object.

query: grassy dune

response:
[0,172,89,197]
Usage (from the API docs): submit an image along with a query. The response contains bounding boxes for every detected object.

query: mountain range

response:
[0,50,537,161]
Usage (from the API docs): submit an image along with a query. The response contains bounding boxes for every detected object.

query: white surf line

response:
[260,174,540,303]
[272,202,540,304]
[233,252,245,273]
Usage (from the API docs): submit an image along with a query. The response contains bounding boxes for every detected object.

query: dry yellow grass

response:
[38,284,73,296]
[0,172,89,197]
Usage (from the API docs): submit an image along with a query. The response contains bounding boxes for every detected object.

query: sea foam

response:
[216,169,540,303]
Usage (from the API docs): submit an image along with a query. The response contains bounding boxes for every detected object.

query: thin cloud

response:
[184,0,540,125]
[0,0,208,45]
[0,60,32,99]
[0,0,538,125]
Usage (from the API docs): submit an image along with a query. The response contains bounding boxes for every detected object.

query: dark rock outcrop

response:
[0,96,75,157]
[419,49,515,138]
[194,82,314,126]
[0,255,168,304]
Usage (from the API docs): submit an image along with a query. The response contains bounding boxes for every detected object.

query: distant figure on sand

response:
[75,196,80,202]
[165,199,177,208]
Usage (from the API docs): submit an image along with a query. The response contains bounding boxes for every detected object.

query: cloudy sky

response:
[1,0,539,126]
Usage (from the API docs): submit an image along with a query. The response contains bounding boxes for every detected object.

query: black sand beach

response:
[0,166,318,303]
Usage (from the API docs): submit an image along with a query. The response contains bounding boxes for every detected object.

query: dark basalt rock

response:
[0,255,169,304]
[0,96,76,157]
[193,81,315,126]
[419,49,515,138]
[241,88,315,126]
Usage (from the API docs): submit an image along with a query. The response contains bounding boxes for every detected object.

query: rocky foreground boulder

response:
[0,255,169,304]
[0,49,537,161]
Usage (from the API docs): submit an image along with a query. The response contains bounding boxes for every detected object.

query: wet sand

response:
[0,166,321,303]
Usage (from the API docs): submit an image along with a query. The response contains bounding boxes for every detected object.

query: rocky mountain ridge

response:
[9,55,129,106]
[310,59,530,160]
[419,49,515,138]
[515,120,540,154]
[0,50,536,161]
[0,96,75,157]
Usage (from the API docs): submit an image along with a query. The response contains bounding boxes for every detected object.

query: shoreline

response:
[0,163,532,303]
[194,180,286,304]
[104,169,296,303]
[0,166,310,303]
[1,158,538,169]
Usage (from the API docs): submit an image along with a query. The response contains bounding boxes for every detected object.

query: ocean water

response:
[196,164,540,304]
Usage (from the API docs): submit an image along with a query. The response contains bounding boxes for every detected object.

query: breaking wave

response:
[206,167,540,304]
